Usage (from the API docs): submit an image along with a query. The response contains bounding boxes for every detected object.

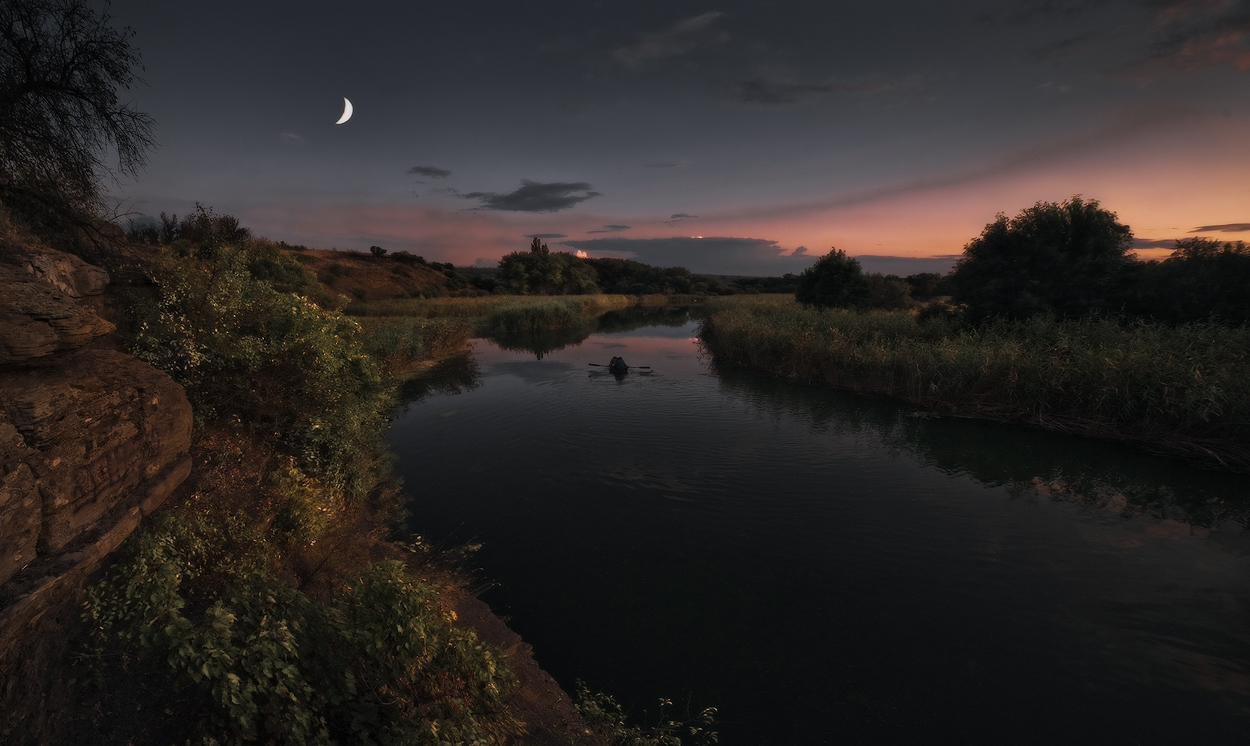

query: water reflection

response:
[709,361,1250,531]
[486,304,695,359]
[390,317,1250,744]
[394,351,481,408]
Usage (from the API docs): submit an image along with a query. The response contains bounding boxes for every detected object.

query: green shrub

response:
[84,515,523,746]
[269,459,341,547]
[573,682,718,746]
[128,245,390,498]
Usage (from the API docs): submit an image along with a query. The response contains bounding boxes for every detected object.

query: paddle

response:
[588,363,651,369]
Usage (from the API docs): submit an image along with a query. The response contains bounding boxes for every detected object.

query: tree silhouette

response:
[949,196,1134,320]
[794,248,869,308]
[0,0,155,231]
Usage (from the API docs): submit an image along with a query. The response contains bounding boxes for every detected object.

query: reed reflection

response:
[394,351,481,409]
[709,361,1250,531]
[486,305,695,359]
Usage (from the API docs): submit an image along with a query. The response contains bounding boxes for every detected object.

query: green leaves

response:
[85,522,523,745]
[129,243,392,500]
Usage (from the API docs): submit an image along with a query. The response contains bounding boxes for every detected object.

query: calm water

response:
[388,310,1250,745]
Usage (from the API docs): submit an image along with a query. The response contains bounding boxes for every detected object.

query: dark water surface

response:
[388,313,1250,745]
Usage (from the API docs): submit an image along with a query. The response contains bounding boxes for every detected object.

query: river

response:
[386,308,1250,745]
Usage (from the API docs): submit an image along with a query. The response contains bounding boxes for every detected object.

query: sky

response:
[103,0,1250,276]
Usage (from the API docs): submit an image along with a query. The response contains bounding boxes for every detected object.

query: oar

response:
[588,363,651,369]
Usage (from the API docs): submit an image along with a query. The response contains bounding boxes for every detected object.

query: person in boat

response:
[608,356,629,374]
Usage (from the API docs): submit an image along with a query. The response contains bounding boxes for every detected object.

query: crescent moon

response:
[335,97,353,125]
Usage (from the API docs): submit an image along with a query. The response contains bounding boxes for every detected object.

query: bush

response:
[1129,238,1250,324]
[392,250,424,264]
[84,514,523,746]
[574,682,718,746]
[863,273,914,310]
[794,248,869,309]
[905,272,948,301]
[128,244,389,499]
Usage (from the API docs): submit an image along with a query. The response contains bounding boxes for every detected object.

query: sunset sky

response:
[107,0,1250,276]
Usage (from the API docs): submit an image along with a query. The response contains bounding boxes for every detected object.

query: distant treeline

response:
[797,197,1250,326]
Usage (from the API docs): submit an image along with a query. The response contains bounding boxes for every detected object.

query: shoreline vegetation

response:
[0,200,717,743]
[347,294,635,336]
[698,295,1250,472]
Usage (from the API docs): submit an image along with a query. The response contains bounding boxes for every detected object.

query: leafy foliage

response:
[583,257,700,295]
[1128,238,1250,324]
[0,0,155,232]
[949,196,1135,320]
[574,682,718,746]
[794,248,869,309]
[498,238,600,294]
[84,513,522,746]
[128,242,390,499]
[862,273,914,310]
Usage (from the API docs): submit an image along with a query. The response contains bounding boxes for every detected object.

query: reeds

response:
[699,296,1250,468]
[347,294,633,333]
[346,294,627,319]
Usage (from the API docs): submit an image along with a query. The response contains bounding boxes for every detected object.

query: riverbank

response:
[0,232,606,744]
[347,294,634,333]
[698,295,1250,471]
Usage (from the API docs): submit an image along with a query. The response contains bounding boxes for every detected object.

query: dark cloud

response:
[644,161,686,169]
[852,255,961,276]
[730,77,902,105]
[978,1,1108,25]
[462,180,601,212]
[560,239,958,277]
[1131,237,1179,248]
[408,166,451,178]
[613,11,726,69]
[1191,222,1250,232]
[1029,33,1098,61]
[665,212,698,224]
[525,233,567,239]
[559,236,811,275]
[588,224,631,233]
[1119,2,1250,80]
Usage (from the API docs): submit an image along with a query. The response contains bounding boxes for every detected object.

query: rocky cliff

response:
[0,244,193,732]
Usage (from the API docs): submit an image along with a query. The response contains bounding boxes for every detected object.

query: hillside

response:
[285,247,462,302]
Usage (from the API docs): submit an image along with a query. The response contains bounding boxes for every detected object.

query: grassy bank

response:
[699,295,1250,470]
[346,293,633,332]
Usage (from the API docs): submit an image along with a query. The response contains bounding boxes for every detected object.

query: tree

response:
[0,0,155,232]
[794,248,869,308]
[949,196,1135,320]
[1128,238,1250,324]
[498,237,599,294]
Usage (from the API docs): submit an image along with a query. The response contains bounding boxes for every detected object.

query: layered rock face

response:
[0,246,192,590]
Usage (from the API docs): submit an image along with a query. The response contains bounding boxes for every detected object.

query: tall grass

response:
[699,296,1250,468]
[347,294,631,320]
[355,316,475,377]
[480,297,627,333]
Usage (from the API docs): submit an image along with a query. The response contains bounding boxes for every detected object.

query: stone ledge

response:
[0,454,192,640]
